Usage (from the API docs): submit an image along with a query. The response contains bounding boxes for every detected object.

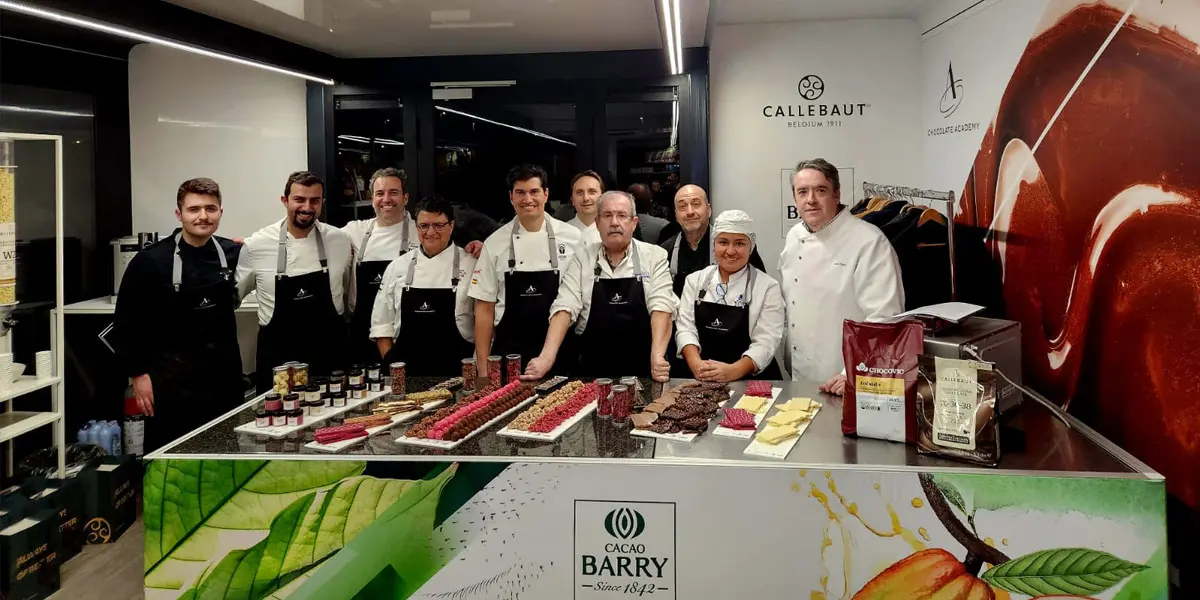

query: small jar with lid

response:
[272,366,290,395]
[329,371,345,394]
[309,399,326,417]
[282,393,300,412]
[368,378,383,393]
[348,383,367,400]
[366,363,381,380]
[304,385,321,404]
[255,410,270,428]
[390,362,407,395]
[321,392,333,408]
[286,409,304,427]
[313,376,328,395]
[267,410,284,427]
[348,367,364,386]
[263,392,283,413]
[331,391,347,408]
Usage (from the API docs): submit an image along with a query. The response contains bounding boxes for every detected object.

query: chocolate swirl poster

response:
[946,0,1200,509]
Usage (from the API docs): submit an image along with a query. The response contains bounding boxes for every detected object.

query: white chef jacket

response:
[368,245,477,343]
[567,216,603,245]
[675,264,786,372]
[468,215,585,324]
[779,209,905,382]
[235,219,354,326]
[550,238,678,334]
[342,217,420,313]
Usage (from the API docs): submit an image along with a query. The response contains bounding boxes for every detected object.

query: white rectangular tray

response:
[303,398,449,453]
[395,394,538,450]
[495,401,597,442]
[743,405,823,460]
[233,389,389,439]
[712,387,783,439]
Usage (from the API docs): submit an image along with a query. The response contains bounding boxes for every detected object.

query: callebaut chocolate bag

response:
[841,319,924,443]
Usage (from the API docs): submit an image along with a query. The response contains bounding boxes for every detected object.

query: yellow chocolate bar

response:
[778,398,815,412]
[757,426,800,445]
[735,396,767,413]
[767,411,811,427]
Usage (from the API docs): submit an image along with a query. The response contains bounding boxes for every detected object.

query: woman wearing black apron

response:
[146,233,244,451]
[675,210,785,382]
[348,218,411,362]
[254,222,348,392]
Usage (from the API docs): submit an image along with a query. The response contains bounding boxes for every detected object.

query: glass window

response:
[606,95,678,222]
[332,97,405,226]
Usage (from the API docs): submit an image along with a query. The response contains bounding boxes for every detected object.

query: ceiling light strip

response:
[0,105,94,118]
[435,105,576,147]
[671,0,683,74]
[660,0,679,75]
[0,0,335,85]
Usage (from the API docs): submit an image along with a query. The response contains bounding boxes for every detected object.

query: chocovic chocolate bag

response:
[841,319,924,443]
[916,355,1001,467]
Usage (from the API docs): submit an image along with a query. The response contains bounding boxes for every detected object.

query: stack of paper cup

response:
[35,351,51,379]
[0,353,12,388]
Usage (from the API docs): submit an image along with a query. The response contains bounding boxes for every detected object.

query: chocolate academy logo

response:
[575,500,676,599]
[763,74,871,129]
[928,61,980,137]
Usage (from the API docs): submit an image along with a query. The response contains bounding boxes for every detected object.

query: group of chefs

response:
[114,158,904,450]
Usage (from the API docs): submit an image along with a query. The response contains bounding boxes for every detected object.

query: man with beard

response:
[779,158,903,394]
[237,171,353,392]
[341,168,419,362]
[115,178,244,451]
[470,164,585,382]
[565,170,604,245]
[522,191,676,381]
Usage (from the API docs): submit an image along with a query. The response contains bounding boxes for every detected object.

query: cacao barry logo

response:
[604,507,645,540]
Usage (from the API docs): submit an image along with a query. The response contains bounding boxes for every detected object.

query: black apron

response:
[383,248,471,377]
[693,266,783,380]
[575,244,653,378]
[349,219,411,363]
[667,233,714,377]
[492,219,566,368]
[146,233,243,452]
[255,222,347,393]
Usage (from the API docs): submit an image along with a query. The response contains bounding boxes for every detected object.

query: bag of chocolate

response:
[916,355,1001,466]
[841,319,924,443]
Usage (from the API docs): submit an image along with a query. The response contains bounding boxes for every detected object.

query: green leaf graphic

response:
[187,475,419,599]
[144,460,366,594]
[932,474,1164,525]
[934,479,968,516]
[981,548,1148,596]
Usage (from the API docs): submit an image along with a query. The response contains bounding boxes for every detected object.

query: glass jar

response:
[255,410,269,428]
[462,358,477,390]
[348,384,366,400]
[263,393,283,413]
[505,354,522,384]
[292,362,310,388]
[331,392,347,408]
[305,385,321,404]
[348,368,364,386]
[595,378,614,418]
[272,366,290,395]
[282,393,300,412]
[366,363,381,380]
[487,355,502,387]
[314,376,328,394]
[368,378,383,393]
[390,362,406,396]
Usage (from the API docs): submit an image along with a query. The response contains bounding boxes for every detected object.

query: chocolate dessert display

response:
[632,382,731,436]
[505,381,597,435]
[399,381,535,445]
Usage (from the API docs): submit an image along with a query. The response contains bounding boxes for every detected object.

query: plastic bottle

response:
[78,420,97,444]
[105,421,122,456]
[86,421,103,448]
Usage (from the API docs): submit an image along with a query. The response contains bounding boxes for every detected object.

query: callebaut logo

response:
[763,74,870,128]
[797,74,825,101]
[857,362,905,376]
[604,508,645,540]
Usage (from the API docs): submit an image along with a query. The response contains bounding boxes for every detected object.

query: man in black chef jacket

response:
[114,178,244,452]
[657,184,766,376]
[237,171,354,393]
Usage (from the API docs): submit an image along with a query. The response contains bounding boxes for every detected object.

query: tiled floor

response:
[50,518,144,600]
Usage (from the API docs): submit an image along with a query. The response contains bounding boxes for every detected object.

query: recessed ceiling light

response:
[428,22,514,30]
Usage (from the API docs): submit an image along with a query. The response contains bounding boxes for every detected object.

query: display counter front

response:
[144,378,1168,600]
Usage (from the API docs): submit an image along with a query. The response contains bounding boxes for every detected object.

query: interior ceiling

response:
[162,0,709,58]
[713,0,932,24]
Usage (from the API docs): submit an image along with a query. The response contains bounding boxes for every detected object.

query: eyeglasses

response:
[416,222,451,232]
[599,211,633,222]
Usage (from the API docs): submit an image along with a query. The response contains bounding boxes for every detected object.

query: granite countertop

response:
[157,376,1152,477]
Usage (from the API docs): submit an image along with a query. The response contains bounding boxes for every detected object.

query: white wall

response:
[919,0,1048,200]
[128,44,308,239]
[710,19,922,269]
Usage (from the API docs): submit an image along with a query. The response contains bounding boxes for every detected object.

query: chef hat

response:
[713,210,756,246]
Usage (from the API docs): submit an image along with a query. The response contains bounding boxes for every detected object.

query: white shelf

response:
[0,411,62,442]
[0,376,61,403]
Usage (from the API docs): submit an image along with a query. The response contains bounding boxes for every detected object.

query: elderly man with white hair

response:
[675,210,785,382]
[523,190,677,381]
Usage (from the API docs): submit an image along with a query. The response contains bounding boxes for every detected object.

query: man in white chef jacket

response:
[341,167,420,361]
[779,158,904,394]
[369,197,476,376]
[676,210,785,381]
[523,191,677,382]
[236,171,354,392]
[566,170,604,245]
[470,164,586,381]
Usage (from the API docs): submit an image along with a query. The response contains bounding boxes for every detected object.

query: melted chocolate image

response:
[959,3,1200,506]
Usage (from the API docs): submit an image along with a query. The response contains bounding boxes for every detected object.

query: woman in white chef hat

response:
[675,209,785,381]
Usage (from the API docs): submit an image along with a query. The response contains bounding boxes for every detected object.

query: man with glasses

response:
[237,171,353,392]
[780,158,904,393]
[522,191,676,381]
[470,164,585,381]
[369,197,476,376]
